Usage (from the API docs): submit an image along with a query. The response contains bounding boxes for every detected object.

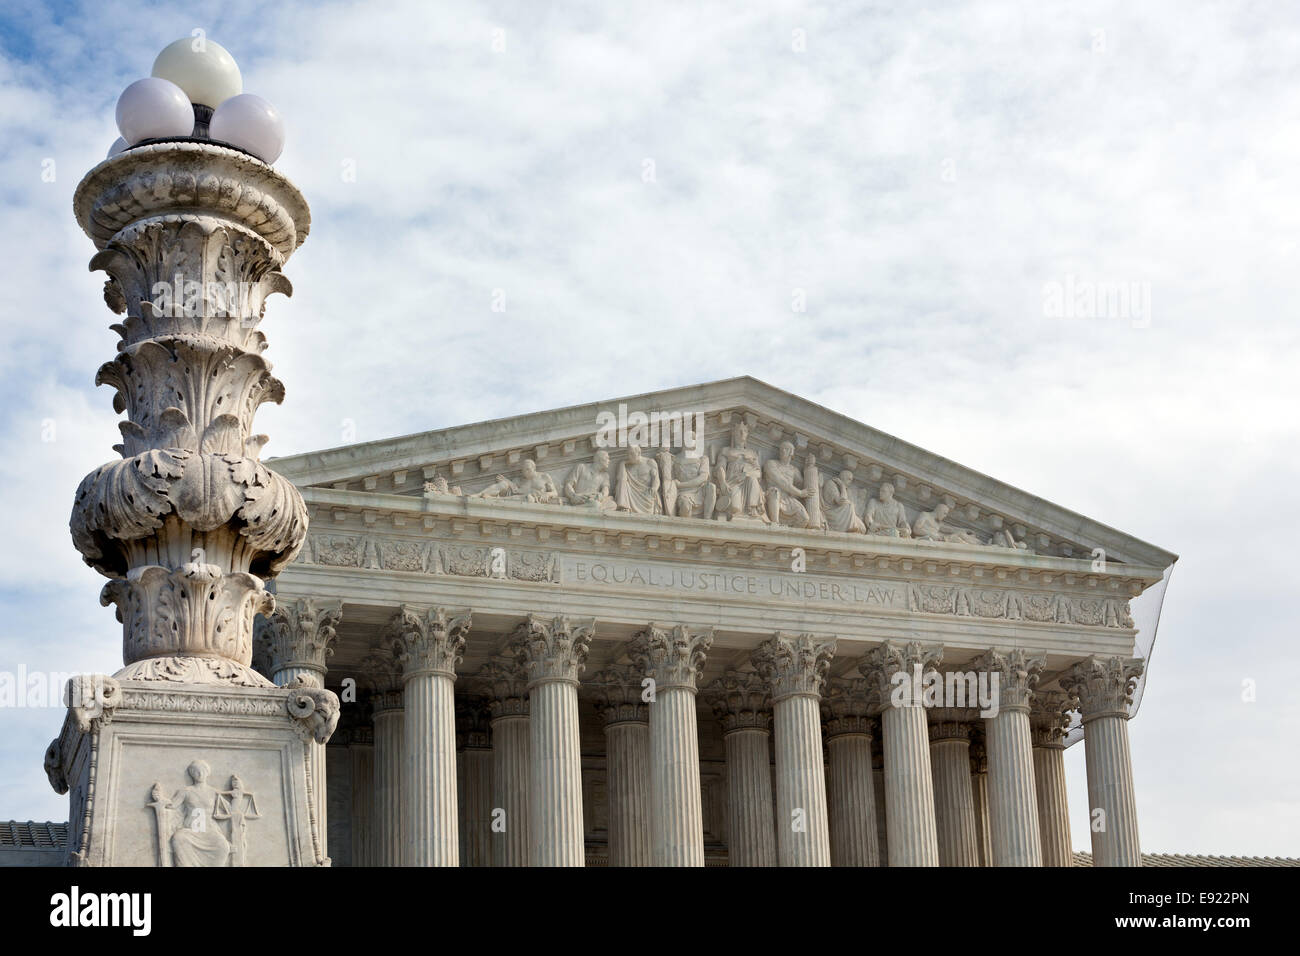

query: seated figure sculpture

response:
[564,449,616,511]
[762,440,812,528]
[821,469,865,533]
[615,444,662,514]
[865,482,911,537]
[658,447,717,519]
[713,420,767,521]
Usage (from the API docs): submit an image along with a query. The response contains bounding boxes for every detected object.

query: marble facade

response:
[262,377,1175,866]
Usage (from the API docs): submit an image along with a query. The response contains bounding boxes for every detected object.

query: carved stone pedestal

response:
[45,675,337,867]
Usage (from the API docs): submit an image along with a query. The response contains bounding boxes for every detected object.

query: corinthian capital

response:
[972,648,1045,713]
[857,640,943,708]
[751,632,837,701]
[259,598,342,686]
[628,623,714,692]
[385,605,472,680]
[703,671,772,733]
[510,614,596,686]
[471,659,531,718]
[588,665,651,724]
[1029,690,1077,746]
[821,677,878,738]
[1059,656,1144,721]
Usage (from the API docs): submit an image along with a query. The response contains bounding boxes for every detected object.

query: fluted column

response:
[370,688,405,867]
[872,740,888,866]
[456,697,493,867]
[975,648,1045,866]
[512,614,595,866]
[969,737,992,867]
[590,666,652,866]
[387,605,472,867]
[476,660,531,867]
[705,671,776,867]
[348,726,374,867]
[859,641,941,867]
[260,597,342,856]
[928,711,980,867]
[1061,656,1144,867]
[753,632,836,867]
[1031,690,1075,867]
[629,623,714,867]
[821,677,881,867]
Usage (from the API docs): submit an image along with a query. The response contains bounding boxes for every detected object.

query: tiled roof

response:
[1073,850,1300,867]
[0,821,68,849]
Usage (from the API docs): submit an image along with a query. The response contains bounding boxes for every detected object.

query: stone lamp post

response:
[43,46,338,867]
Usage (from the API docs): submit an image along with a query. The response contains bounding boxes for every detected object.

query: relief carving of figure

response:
[151,760,231,867]
[865,482,911,537]
[762,441,813,527]
[422,471,462,497]
[213,772,261,867]
[912,503,982,545]
[821,469,865,533]
[564,449,616,511]
[615,445,662,514]
[658,448,717,519]
[713,420,767,521]
[474,459,560,504]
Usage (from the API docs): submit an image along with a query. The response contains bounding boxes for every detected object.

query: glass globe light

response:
[115,77,194,145]
[209,93,285,163]
[151,37,242,108]
[107,137,129,158]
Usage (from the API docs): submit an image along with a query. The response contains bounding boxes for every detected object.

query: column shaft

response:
[985,709,1043,866]
[349,741,374,867]
[881,705,940,866]
[930,737,980,866]
[723,728,776,866]
[606,720,652,866]
[404,672,458,866]
[826,733,879,867]
[372,704,404,867]
[1084,715,1141,866]
[650,686,705,866]
[1034,744,1072,866]
[971,767,992,866]
[490,714,530,867]
[771,694,829,866]
[459,747,492,867]
[529,680,585,866]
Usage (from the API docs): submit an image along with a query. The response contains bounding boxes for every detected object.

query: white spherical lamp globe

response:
[115,77,194,145]
[151,37,242,108]
[209,94,285,163]
[107,137,129,158]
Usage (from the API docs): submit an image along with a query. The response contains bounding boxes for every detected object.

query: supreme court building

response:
[259,375,1175,867]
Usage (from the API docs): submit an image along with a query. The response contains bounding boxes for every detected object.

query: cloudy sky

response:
[1,0,1297,857]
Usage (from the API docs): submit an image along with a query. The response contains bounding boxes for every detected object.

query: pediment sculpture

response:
[367,421,1097,558]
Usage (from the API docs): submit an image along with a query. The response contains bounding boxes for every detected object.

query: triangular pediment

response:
[267,377,1176,572]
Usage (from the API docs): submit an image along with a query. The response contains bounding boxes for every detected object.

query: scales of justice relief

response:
[146,760,262,867]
